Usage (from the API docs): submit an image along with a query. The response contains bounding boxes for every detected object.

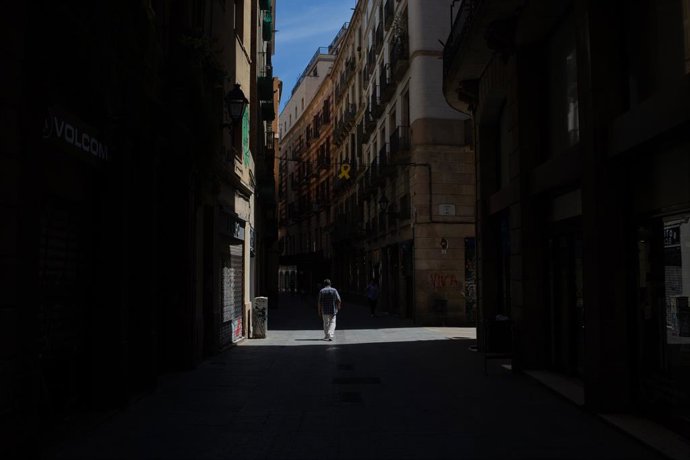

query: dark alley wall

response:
[1,1,251,455]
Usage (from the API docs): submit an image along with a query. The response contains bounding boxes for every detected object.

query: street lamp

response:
[224,83,249,126]
[378,193,398,217]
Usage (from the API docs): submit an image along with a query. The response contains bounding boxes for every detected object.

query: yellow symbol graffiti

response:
[338,163,351,179]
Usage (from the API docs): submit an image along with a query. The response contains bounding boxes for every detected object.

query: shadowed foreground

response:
[50,295,664,459]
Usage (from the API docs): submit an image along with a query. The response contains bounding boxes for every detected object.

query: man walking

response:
[317,278,341,341]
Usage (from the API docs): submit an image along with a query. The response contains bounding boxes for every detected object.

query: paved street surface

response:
[50,295,665,459]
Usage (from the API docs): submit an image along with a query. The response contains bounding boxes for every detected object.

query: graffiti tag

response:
[429,273,461,289]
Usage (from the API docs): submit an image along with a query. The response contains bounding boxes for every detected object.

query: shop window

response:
[662,218,690,344]
[638,215,690,431]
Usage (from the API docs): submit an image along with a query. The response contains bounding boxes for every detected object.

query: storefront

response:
[219,208,246,346]
[36,107,111,413]
[632,145,690,436]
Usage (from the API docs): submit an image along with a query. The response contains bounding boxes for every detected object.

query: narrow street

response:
[50,295,664,460]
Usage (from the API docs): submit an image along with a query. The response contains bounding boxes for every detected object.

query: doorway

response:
[546,223,585,377]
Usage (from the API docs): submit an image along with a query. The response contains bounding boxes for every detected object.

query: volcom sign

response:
[43,109,111,161]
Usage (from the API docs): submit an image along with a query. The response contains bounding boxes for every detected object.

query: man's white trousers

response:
[322,314,336,339]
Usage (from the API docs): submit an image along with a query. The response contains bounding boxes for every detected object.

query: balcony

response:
[375,145,391,183]
[364,107,377,138]
[389,125,410,163]
[371,94,384,120]
[261,101,275,121]
[333,175,352,198]
[304,162,316,182]
[384,0,394,31]
[380,63,395,104]
[317,152,330,170]
[358,168,372,197]
[374,23,384,56]
[362,164,378,197]
[367,47,376,72]
[390,32,409,81]
[361,64,369,90]
[292,140,304,157]
[442,0,521,112]
[343,103,357,130]
[333,119,345,146]
[369,157,384,187]
[258,73,273,101]
[345,56,357,84]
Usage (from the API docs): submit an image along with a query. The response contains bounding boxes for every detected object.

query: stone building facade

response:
[444,0,690,441]
[329,0,475,324]
[278,39,341,296]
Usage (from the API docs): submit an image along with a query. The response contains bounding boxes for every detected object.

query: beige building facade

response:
[278,34,343,294]
[329,0,475,324]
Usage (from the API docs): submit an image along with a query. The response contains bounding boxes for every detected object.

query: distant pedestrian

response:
[366,278,379,317]
[317,278,341,341]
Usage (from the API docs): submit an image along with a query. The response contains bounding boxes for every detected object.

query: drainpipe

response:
[411,210,416,323]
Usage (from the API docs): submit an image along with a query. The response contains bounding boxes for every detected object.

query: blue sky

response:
[274,0,357,113]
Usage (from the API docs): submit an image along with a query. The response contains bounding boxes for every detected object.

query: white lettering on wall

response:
[43,113,110,161]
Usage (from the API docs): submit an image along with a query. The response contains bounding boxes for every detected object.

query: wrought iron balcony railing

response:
[389,125,410,161]
[384,0,394,31]
[380,63,395,103]
[374,22,384,55]
[443,0,483,77]
[390,32,409,80]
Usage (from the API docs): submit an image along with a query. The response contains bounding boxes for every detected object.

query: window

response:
[234,1,244,42]
[637,214,690,425]
[548,14,579,156]
[661,217,690,346]
[323,98,331,122]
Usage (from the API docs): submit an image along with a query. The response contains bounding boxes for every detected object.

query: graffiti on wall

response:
[429,272,461,289]
[465,237,477,321]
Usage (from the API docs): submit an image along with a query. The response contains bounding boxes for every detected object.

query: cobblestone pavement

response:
[50,295,666,459]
